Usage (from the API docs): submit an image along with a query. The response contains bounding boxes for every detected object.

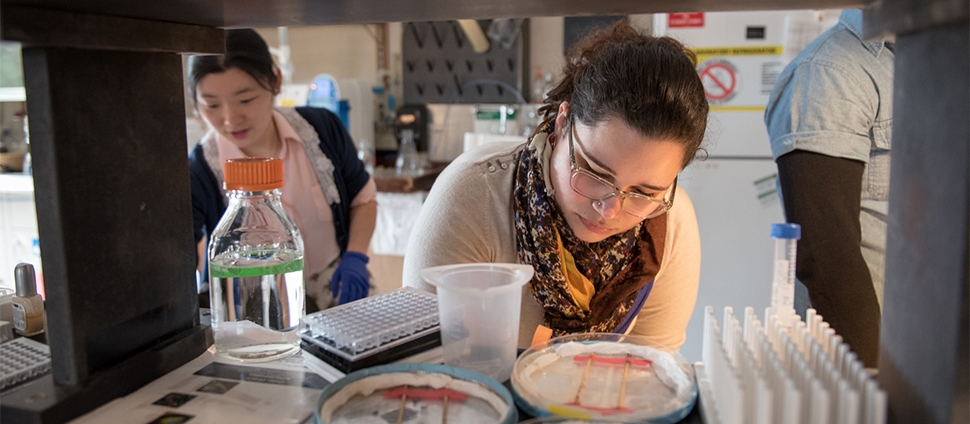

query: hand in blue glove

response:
[330,251,370,305]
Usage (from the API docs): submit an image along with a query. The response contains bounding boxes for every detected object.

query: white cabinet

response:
[0,174,42,295]
[678,159,784,362]
[0,87,25,102]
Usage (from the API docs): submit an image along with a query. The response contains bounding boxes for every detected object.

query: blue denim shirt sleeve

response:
[764,9,894,166]
[765,59,878,163]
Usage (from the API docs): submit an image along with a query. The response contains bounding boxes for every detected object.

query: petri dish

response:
[511,333,696,423]
[314,363,517,424]
[225,343,301,363]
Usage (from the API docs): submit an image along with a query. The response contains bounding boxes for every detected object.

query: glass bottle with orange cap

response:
[208,157,306,362]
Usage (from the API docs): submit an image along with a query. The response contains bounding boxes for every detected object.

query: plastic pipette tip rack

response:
[697,305,887,424]
[300,288,441,373]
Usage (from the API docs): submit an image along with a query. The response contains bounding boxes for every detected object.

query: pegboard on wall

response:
[402,20,529,104]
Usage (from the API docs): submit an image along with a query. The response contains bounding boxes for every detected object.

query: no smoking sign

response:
[698,59,741,105]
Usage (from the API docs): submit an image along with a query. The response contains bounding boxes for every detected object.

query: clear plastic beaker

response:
[420,263,534,382]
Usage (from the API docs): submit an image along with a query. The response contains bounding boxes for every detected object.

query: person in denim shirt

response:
[764,9,893,368]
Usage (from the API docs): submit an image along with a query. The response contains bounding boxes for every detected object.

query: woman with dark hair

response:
[188,29,377,311]
[403,20,709,349]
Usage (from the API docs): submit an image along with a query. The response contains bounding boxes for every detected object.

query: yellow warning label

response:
[691,45,783,63]
[710,105,766,112]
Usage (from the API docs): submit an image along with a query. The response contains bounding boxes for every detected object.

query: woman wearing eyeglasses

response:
[403,20,708,350]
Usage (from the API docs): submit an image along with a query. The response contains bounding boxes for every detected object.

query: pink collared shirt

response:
[216,111,377,278]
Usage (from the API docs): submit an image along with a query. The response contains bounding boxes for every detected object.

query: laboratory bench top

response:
[373,162,449,193]
[1,338,704,423]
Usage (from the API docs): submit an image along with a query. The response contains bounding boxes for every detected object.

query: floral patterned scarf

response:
[513,121,667,335]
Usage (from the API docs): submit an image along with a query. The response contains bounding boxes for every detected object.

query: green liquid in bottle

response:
[209,250,305,362]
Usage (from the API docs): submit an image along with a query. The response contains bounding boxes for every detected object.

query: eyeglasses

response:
[567,117,677,219]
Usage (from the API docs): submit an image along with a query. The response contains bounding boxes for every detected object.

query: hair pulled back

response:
[539,20,708,168]
[187,29,279,103]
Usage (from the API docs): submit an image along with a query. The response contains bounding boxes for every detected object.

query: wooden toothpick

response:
[397,386,407,424]
[573,353,595,404]
[441,395,449,424]
[617,354,632,408]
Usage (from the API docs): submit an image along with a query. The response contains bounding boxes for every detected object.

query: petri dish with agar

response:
[314,363,517,424]
[511,333,696,423]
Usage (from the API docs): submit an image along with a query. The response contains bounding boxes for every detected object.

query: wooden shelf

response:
[373,162,448,193]
[0,0,866,29]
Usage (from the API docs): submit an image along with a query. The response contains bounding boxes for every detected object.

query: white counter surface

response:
[0,173,33,195]
[69,347,326,424]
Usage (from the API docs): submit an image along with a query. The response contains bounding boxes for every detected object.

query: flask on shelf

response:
[357,138,376,175]
[531,66,553,104]
[395,128,421,176]
[208,157,306,362]
[532,66,545,104]
[12,263,45,337]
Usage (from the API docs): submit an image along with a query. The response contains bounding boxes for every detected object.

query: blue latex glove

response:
[330,251,370,305]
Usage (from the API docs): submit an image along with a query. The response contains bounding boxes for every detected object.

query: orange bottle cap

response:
[223,157,283,191]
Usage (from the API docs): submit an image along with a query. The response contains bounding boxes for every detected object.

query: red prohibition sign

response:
[700,62,737,101]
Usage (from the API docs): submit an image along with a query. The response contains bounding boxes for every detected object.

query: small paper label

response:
[12,303,26,331]
[669,12,705,28]
[771,259,795,308]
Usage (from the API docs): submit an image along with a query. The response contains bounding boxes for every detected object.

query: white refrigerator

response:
[654,10,840,361]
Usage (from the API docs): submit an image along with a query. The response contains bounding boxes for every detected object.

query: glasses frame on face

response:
[566,117,677,219]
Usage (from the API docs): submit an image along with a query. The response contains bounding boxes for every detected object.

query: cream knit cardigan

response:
[403,137,701,350]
